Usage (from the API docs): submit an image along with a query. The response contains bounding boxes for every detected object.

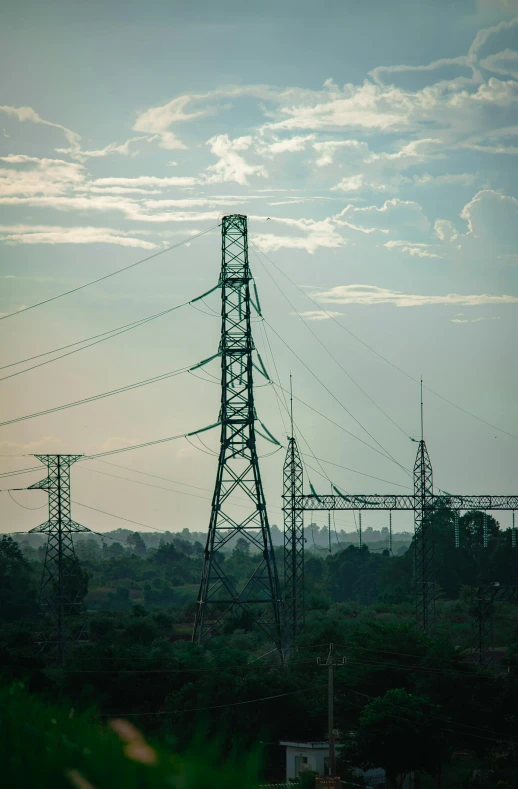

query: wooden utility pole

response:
[318,643,346,777]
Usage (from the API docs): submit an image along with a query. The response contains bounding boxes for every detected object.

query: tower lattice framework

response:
[29,454,90,660]
[413,438,435,632]
[193,215,283,649]
[283,435,304,655]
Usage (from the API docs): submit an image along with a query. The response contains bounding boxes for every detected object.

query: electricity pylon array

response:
[21,214,518,662]
[29,454,90,661]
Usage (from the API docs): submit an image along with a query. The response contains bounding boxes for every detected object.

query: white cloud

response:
[295,310,343,320]
[205,134,267,185]
[0,224,158,248]
[91,175,198,188]
[0,105,81,151]
[336,198,430,236]
[383,240,443,259]
[262,134,315,155]
[314,284,518,307]
[414,172,477,186]
[252,216,345,254]
[0,154,85,197]
[333,174,365,192]
[312,139,367,167]
[480,48,518,78]
[133,95,208,150]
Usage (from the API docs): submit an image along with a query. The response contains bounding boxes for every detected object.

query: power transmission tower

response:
[29,454,90,662]
[193,214,283,650]
[283,382,304,657]
[414,381,435,631]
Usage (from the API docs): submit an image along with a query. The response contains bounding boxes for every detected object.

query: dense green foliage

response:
[2,509,518,786]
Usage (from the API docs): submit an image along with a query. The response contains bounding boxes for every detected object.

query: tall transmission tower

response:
[193,215,283,650]
[29,454,90,661]
[283,379,304,656]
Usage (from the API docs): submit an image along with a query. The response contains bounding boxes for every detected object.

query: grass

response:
[0,680,263,789]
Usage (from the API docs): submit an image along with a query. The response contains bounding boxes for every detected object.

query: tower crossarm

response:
[298,494,518,511]
[432,495,518,510]
[300,494,415,510]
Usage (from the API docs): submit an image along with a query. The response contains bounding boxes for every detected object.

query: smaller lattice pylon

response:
[283,434,304,657]
[29,454,90,661]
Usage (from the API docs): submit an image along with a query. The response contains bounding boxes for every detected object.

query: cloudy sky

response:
[1,0,517,538]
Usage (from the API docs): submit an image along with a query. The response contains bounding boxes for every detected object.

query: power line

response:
[0,354,219,428]
[271,378,409,473]
[251,245,411,442]
[253,242,518,441]
[0,285,219,383]
[264,318,411,478]
[0,224,219,322]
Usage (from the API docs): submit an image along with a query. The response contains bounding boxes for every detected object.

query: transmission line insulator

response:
[192,215,283,651]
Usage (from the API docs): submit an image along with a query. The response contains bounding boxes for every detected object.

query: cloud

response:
[295,310,343,320]
[262,134,315,155]
[0,436,65,454]
[133,95,208,150]
[480,48,518,78]
[205,134,267,185]
[413,172,477,186]
[336,198,430,236]
[383,240,443,259]
[0,224,158,248]
[451,315,501,323]
[0,105,81,151]
[252,216,345,254]
[314,284,518,307]
[0,154,85,197]
[90,175,198,188]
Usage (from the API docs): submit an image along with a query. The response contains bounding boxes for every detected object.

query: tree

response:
[341,688,448,789]
[126,532,147,557]
[0,536,38,620]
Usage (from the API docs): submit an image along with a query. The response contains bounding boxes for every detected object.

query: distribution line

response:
[0,284,219,383]
[0,224,219,322]
[252,241,517,441]
[0,354,220,428]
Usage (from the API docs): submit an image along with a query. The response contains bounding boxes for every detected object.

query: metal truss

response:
[193,215,283,650]
[298,494,518,511]
[29,454,90,661]
[414,439,435,633]
[283,436,304,656]
[298,440,518,634]
[470,584,518,667]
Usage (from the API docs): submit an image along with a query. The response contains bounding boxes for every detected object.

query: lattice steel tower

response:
[414,386,435,632]
[282,393,304,656]
[29,455,90,661]
[193,215,283,649]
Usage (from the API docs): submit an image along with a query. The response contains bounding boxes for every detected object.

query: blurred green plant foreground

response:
[0,681,263,789]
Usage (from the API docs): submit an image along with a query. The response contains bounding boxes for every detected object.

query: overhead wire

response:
[0,285,219,384]
[264,317,411,479]
[0,224,219,322]
[251,241,518,441]
[0,354,220,428]
[251,244,411,442]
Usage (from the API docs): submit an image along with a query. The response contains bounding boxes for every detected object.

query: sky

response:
[1,0,518,539]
